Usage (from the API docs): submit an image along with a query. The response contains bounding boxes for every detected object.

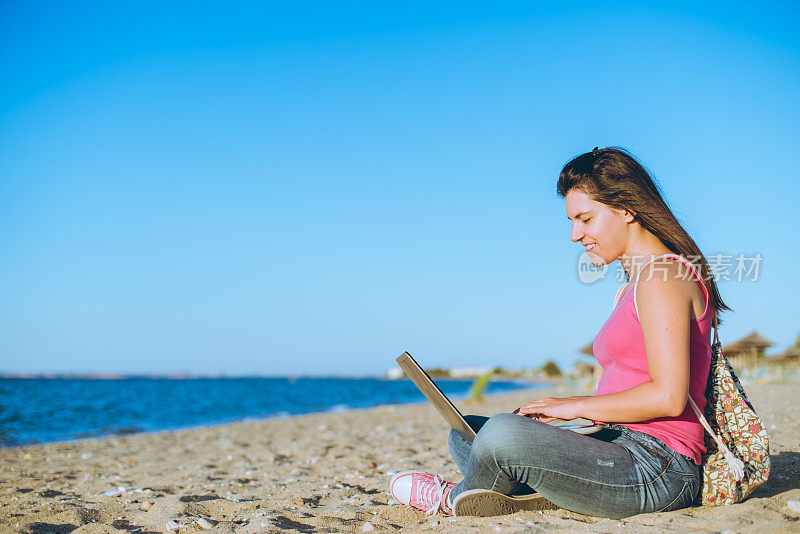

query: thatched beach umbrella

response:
[724,331,774,356]
[723,331,774,371]
[773,347,800,366]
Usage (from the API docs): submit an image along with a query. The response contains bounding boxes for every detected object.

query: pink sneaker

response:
[389,470,456,516]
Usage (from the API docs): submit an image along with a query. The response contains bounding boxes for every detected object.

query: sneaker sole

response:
[452,489,558,517]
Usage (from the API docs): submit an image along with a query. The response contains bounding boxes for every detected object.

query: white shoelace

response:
[416,473,451,516]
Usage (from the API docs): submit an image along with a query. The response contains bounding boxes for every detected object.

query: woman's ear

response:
[612,207,637,223]
[621,209,636,223]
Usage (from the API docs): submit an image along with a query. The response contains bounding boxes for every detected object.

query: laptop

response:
[395,351,601,442]
[396,351,478,443]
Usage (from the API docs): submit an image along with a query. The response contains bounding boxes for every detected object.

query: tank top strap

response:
[632,253,709,320]
[612,283,628,309]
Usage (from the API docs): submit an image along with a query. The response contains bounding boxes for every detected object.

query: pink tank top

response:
[593,253,713,464]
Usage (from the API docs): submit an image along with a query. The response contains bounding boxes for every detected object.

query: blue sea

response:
[0,376,541,447]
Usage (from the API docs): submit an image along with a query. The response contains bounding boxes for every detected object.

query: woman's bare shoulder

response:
[636,259,704,314]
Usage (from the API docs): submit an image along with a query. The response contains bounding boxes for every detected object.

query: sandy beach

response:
[1,382,799,534]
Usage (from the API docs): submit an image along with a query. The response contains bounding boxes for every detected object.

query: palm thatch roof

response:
[773,346,800,364]
[724,331,774,351]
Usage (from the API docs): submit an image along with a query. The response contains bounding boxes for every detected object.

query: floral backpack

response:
[687,317,771,506]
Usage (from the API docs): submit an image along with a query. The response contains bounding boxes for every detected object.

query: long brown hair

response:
[557,146,731,322]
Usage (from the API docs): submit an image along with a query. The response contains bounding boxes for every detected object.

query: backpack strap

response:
[612,283,628,310]
[688,386,745,481]
[712,311,721,348]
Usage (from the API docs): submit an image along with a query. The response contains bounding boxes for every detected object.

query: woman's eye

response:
[581,218,591,223]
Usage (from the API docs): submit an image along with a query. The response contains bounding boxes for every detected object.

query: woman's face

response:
[564,189,633,266]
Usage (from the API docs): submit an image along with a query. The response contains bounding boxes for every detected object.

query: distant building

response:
[449,367,493,378]
[385,365,494,379]
[386,366,404,379]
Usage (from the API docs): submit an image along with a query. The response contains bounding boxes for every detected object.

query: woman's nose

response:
[570,224,583,243]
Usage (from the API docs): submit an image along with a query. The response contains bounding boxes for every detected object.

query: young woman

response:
[388,147,729,519]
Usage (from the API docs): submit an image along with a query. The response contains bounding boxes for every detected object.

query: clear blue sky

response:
[1,1,798,376]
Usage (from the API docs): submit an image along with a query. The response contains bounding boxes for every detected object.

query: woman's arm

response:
[516,262,698,423]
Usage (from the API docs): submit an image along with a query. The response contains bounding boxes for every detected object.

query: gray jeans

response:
[449,413,700,519]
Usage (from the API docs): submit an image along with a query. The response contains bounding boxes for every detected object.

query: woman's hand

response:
[513,396,589,423]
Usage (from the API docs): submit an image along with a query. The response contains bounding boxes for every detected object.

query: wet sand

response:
[1,382,799,533]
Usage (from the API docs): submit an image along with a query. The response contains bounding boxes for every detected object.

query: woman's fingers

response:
[516,399,550,414]
[512,407,558,423]
[515,403,544,418]
[514,397,578,421]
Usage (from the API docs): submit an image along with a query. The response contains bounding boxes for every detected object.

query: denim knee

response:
[480,412,528,435]
[470,413,528,463]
